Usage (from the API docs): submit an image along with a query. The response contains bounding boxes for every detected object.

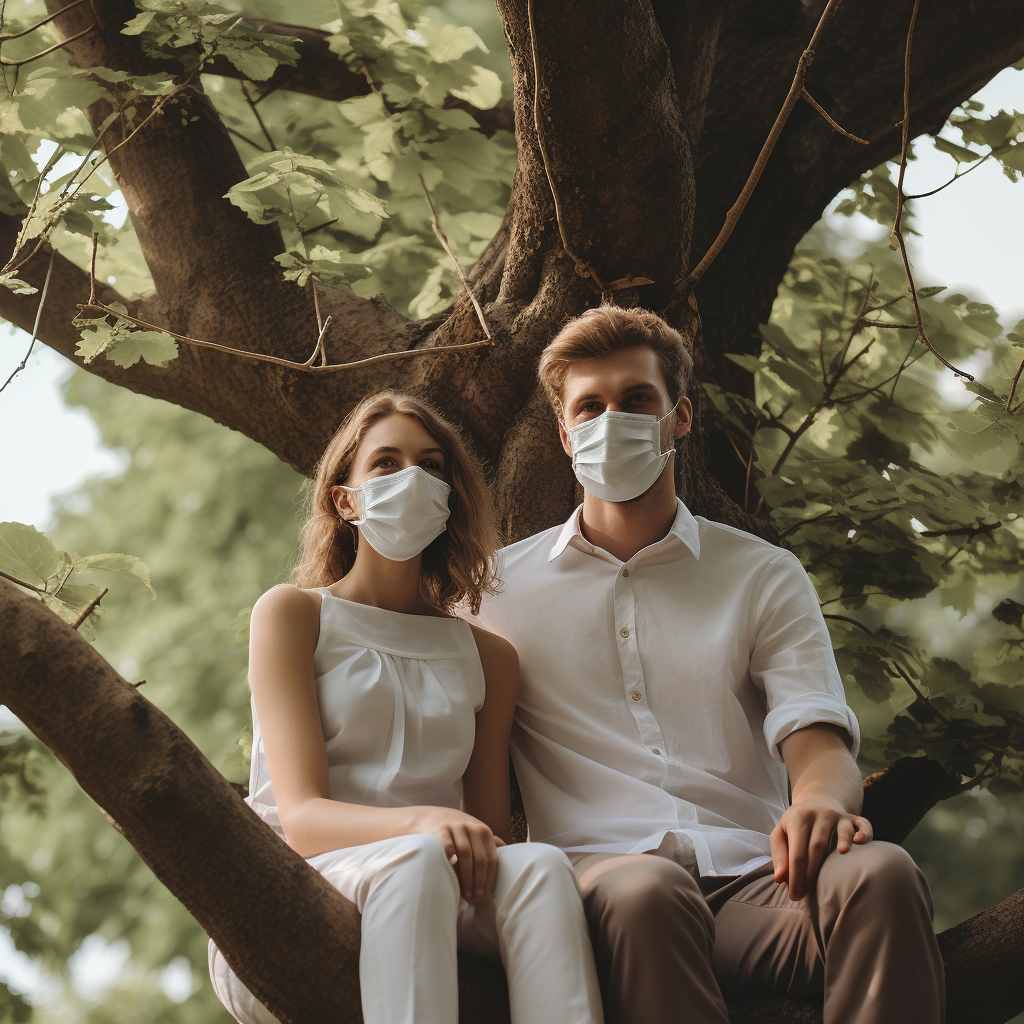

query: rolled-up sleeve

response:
[748,551,861,762]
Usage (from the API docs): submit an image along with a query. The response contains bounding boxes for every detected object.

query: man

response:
[471,306,943,1024]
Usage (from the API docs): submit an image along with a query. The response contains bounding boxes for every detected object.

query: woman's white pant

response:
[209,834,604,1024]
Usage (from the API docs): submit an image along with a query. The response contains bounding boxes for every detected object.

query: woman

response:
[208,392,603,1024]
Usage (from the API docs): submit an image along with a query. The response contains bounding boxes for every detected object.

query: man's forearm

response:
[781,723,863,814]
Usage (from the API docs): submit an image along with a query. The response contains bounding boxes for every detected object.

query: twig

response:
[244,82,276,149]
[0,248,55,396]
[299,217,339,238]
[1006,355,1024,412]
[0,569,43,592]
[823,612,874,635]
[904,149,990,200]
[0,0,91,40]
[525,0,608,295]
[888,659,1007,757]
[0,22,95,65]
[890,0,973,381]
[88,230,98,304]
[418,173,493,342]
[663,0,847,313]
[226,125,269,152]
[75,298,491,373]
[71,587,108,629]
[800,88,869,144]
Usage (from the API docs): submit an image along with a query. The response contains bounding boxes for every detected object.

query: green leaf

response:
[0,523,64,589]
[72,553,156,597]
[0,273,38,296]
[932,136,982,164]
[106,330,179,369]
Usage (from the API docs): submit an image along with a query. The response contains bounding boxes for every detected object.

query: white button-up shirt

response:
[471,500,860,877]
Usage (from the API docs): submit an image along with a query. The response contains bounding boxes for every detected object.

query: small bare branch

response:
[0,22,95,66]
[664,0,847,312]
[890,0,974,381]
[0,0,91,41]
[75,299,491,373]
[418,173,494,342]
[72,587,108,630]
[1007,355,1024,412]
[0,247,55,396]
[800,88,869,144]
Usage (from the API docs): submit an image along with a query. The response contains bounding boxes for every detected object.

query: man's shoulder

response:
[694,517,796,574]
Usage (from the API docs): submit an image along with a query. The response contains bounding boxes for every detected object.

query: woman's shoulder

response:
[251,584,322,631]
[466,624,519,672]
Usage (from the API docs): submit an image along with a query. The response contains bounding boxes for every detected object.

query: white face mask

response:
[342,466,452,562]
[566,409,675,502]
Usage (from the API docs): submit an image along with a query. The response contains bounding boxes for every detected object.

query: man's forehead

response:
[562,347,666,397]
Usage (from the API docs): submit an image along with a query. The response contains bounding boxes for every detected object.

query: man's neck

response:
[578,470,679,562]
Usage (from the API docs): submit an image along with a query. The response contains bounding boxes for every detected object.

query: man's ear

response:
[331,484,358,520]
[674,397,694,440]
[557,419,573,458]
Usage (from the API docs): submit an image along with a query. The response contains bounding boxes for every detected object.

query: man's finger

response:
[853,816,873,843]
[836,817,857,854]
[787,817,812,901]
[804,818,835,891]
[770,823,790,883]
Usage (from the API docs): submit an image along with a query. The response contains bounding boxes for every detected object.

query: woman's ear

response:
[331,484,358,521]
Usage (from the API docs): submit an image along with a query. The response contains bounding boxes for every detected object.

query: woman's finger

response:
[451,826,475,898]
[467,828,492,902]
[769,822,789,884]
[853,816,873,843]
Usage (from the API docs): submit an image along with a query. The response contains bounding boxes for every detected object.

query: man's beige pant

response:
[569,840,943,1024]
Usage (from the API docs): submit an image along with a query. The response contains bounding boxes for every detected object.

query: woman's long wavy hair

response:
[292,391,501,614]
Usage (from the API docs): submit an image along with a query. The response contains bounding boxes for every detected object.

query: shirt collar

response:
[548,498,701,563]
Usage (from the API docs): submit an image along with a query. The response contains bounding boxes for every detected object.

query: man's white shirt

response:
[471,499,860,878]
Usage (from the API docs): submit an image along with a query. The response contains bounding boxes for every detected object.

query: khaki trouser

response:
[569,839,944,1024]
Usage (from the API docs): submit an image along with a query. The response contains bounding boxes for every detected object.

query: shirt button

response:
[630,690,642,701]
[622,568,629,577]
[651,747,662,755]
[620,627,630,638]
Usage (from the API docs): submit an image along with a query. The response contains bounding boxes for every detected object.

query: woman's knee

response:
[378,833,461,899]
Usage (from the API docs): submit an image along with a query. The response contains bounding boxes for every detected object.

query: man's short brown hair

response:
[538,305,693,417]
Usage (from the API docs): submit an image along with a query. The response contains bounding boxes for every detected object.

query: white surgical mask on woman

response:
[566,409,676,502]
[342,466,451,561]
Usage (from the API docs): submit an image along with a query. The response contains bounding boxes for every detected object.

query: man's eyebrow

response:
[571,383,658,406]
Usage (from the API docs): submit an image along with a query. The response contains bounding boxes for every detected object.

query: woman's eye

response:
[374,457,395,469]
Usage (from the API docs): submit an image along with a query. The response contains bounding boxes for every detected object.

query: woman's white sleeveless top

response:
[246,590,486,839]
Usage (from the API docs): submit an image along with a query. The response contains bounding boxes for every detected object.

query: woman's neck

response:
[328,544,439,616]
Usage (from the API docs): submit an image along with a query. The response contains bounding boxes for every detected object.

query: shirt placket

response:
[613,562,668,759]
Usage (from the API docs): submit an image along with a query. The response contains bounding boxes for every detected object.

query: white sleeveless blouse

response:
[247,589,487,839]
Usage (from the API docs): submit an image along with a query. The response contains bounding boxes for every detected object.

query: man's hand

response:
[413,807,505,905]
[776,723,873,901]
[770,795,872,901]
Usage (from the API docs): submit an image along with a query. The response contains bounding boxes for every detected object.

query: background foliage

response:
[1,0,1024,1019]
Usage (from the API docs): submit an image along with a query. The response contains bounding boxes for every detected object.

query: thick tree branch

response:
[0,582,511,1024]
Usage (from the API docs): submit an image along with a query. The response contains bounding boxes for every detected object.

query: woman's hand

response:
[414,807,505,904]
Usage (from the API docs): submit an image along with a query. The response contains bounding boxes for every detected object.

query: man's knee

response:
[582,855,713,944]
[818,840,932,915]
